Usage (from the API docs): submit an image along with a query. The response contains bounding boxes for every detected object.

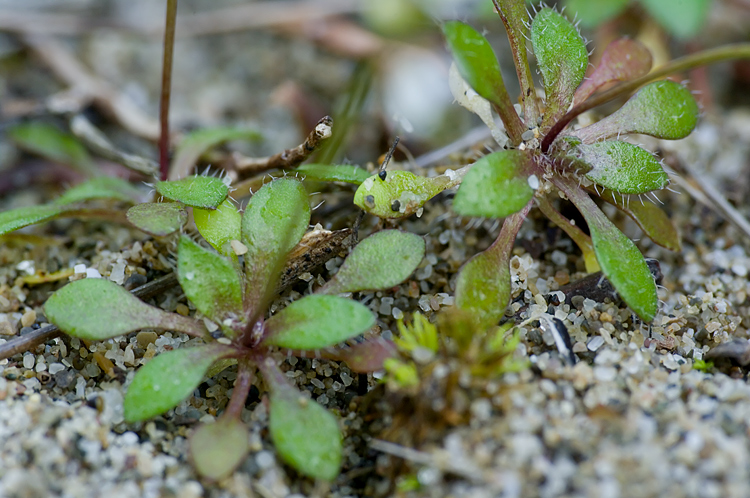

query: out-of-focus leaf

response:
[321,339,398,373]
[0,205,66,236]
[193,198,241,256]
[45,278,207,340]
[190,418,250,481]
[640,0,710,39]
[177,236,243,333]
[8,122,98,176]
[126,202,186,236]
[453,150,535,219]
[574,141,668,194]
[573,38,653,104]
[319,230,424,295]
[354,170,454,219]
[241,178,310,316]
[124,344,229,422]
[56,177,143,205]
[171,127,261,179]
[269,386,342,480]
[563,0,629,28]
[156,176,229,209]
[531,8,588,130]
[263,295,374,350]
[296,163,370,185]
[572,80,699,143]
[597,189,681,251]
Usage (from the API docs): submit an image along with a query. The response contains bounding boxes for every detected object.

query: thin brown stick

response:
[234,116,333,180]
[159,0,178,180]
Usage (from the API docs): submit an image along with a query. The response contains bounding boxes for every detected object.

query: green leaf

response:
[193,199,242,256]
[320,230,425,295]
[531,8,588,130]
[269,387,342,480]
[171,127,261,179]
[56,177,143,205]
[190,418,250,481]
[296,163,371,185]
[573,38,653,104]
[241,178,310,315]
[126,202,187,236]
[8,122,98,176]
[442,21,523,141]
[177,236,243,331]
[263,295,375,350]
[455,207,529,328]
[124,345,229,422]
[640,0,710,39]
[156,175,229,209]
[354,170,454,219]
[453,150,535,218]
[45,278,207,340]
[572,80,699,143]
[564,0,629,28]
[0,204,66,236]
[575,141,668,194]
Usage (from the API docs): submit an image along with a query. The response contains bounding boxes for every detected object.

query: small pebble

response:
[20,310,36,328]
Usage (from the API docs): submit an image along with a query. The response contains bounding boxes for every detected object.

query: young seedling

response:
[354,0,750,329]
[43,176,425,481]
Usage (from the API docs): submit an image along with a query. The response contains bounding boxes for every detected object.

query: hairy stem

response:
[542,43,750,152]
[158,0,178,180]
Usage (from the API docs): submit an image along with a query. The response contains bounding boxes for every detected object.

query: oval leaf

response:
[531,8,588,130]
[190,418,250,481]
[45,278,206,340]
[124,345,229,422]
[573,38,653,104]
[269,388,342,480]
[178,236,243,331]
[9,122,98,177]
[0,204,65,236]
[126,202,187,236]
[172,127,261,179]
[263,295,375,350]
[193,198,241,256]
[296,163,370,185]
[576,141,668,194]
[156,176,229,209]
[453,150,535,219]
[572,80,699,143]
[56,177,143,205]
[320,230,425,295]
[354,170,452,219]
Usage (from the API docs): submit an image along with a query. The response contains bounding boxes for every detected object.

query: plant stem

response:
[542,43,750,152]
[224,360,254,419]
[159,0,178,180]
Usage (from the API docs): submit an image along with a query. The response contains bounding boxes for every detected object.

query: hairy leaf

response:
[178,237,243,332]
[263,295,375,350]
[531,8,588,130]
[172,127,261,179]
[156,176,229,209]
[320,230,425,295]
[563,0,629,28]
[190,418,250,481]
[574,38,653,104]
[0,204,66,236]
[269,387,342,480]
[124,344,229,422]
[126,202,186,236]
[453,150,535,218]
[572,80,699,143]
[45,278,207,340]
[296,163,371,185]
[56,177,143,205]
[640,0,710,39]
[193,198,241,256]
[8,122,98,176]
[575,141,668,194]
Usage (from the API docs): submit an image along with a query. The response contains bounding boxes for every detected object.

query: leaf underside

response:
[156,175,229,209]
[126,202,187,236]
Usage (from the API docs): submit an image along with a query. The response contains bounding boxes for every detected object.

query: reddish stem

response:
[158,0,178,180]
[224,360,255,419]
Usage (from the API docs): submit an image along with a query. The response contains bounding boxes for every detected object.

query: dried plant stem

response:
[159,0,178,180]
[234,116,333,180]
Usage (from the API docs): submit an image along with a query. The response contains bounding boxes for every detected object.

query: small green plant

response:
[354,1,750,330]
[43,176,425,481]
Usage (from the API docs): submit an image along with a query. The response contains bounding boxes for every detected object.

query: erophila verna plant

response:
[43,176,425,481]
[353,0,749,329]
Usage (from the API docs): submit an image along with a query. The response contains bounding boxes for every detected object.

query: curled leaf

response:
[156,175,229,209]
[571,80,699,143]
[263,295,375,350]
[320,230,425,295]
[193,198,241,256]
[124,344,230,422]
[575,141,669,194]
[190,418,250,481]
[126,202,187,236]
